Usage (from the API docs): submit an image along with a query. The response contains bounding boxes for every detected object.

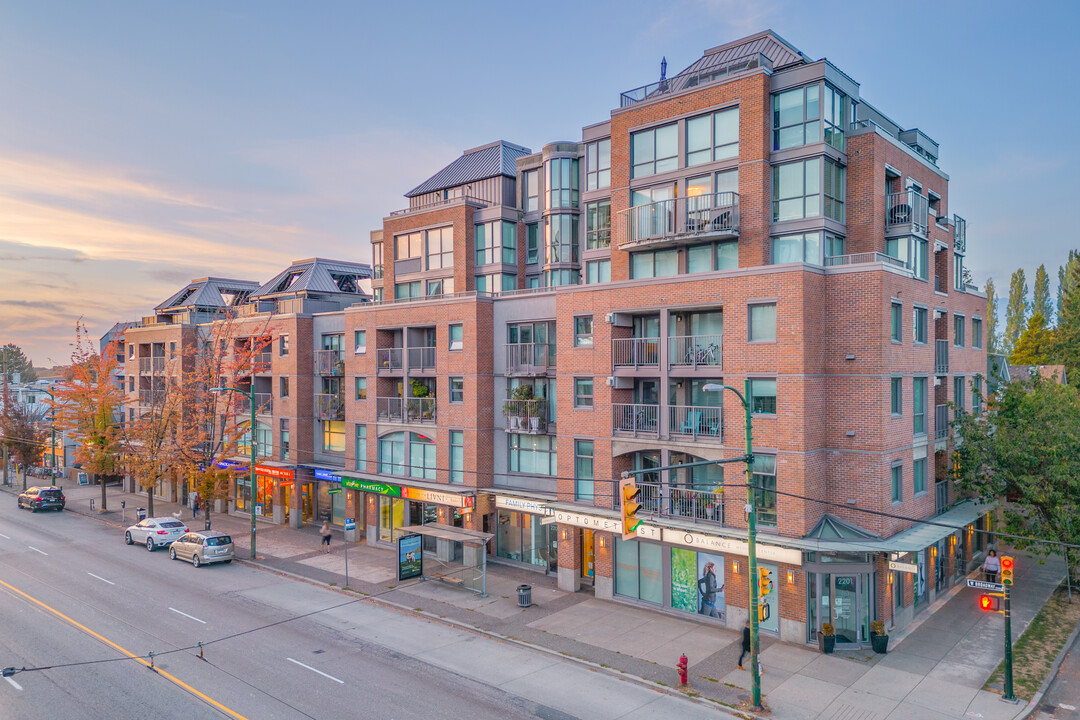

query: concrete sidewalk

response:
[17,480,1066,719]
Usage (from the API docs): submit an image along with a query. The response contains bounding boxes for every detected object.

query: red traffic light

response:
[979,594,993,610]
[1000,556,1014,570]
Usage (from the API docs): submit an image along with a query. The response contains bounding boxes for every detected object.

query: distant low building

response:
[1009,364,1068,385]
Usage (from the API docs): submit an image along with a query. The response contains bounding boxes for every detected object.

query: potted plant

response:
[870,620,889,654]
[502,385,534,429]
[818,623,835,654]
[529,397,548,432]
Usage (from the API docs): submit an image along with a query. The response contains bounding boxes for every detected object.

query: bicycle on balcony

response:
[685,343,720,366]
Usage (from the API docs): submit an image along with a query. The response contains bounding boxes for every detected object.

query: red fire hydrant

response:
[676,653,689,687]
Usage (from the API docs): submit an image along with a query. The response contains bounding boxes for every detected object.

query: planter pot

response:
[818,634,835,654]
[870,633,889,654]
[529,417,540,432]
[509,416,521,430]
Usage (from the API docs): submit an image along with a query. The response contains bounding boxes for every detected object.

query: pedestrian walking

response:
[737,621,751,670]
[193,492,201,518]
[983,548,1001,583]
[320,520,332,553]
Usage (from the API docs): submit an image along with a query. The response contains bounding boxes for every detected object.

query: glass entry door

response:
[813,572,871,645]
[832,575,859,644]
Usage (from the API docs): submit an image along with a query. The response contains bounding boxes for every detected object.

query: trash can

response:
[517,584,532,608]
[136,507,147,521]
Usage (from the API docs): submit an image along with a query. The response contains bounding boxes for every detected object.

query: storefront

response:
[231,462,295,524]
[804,553,876,646]
[338,475,474,546]
[312,468,349,526]
[494,496,556,573]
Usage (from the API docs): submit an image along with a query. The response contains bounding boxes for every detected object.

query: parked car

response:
[125,517,187,551]
[169,531,234,567]
[17,487,66,512]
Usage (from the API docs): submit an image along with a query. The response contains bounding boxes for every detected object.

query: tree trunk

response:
[146,483,155,518]
[21,466,27,491]
[98,474,107,511]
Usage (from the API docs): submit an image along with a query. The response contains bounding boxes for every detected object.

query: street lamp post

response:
[703,380,761,711]
[210,385,256,559]
[42,388,57,487]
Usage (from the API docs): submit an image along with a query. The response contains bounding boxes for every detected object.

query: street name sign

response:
[967,578,1005,592]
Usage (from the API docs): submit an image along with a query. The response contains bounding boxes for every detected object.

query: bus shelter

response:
[397,523,494,597]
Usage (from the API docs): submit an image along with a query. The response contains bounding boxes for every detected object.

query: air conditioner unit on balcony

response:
[934,377,942,386]
[606,376,616,386]
[605,313,616,324]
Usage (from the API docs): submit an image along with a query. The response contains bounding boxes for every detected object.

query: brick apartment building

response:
[117,30,989,649]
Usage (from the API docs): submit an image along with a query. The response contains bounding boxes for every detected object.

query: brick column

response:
[557,524,581,592]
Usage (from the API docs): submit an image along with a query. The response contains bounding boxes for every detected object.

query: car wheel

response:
[170,547,177,560]
[224,559,232,564]
[192,555,201,568]
[146,536,155,552]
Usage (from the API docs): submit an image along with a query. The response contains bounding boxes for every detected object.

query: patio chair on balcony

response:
[682,410,702,435]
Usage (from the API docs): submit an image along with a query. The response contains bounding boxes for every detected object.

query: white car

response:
[125,517,188,551]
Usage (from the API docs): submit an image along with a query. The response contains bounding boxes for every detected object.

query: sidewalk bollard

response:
[121,500,125,524]
[517,584,532,608]
[89,499,94,513]
[677,653,689,687]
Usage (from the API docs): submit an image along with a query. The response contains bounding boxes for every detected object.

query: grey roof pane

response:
[405,140,531,198]
[155,277,260,311]
[249,258,372,299]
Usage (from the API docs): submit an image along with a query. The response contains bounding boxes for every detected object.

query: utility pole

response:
[1003,585,1015,702]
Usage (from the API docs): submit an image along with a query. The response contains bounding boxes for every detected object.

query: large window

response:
[523,169,539,212]
[824,159,845,222]
[409,433,435,480]
[586,259,611,284]
[772,232,821,264]
[427,278,453,297]
[686,107,739,166]
[425,226,454,270]
[586,200,611,249]
[586,139,611,191]
[574,439,594,500]
[395,231,422,260]
[749,303,777,342]
[772,158,821,221]
[773,84,820,150]
[355,425,366,471]
[753,455,777,528]
[629,248,677,279]
[476,273,517,292]
[631,123,677,178]
[475,221,516,266]
[547,157,579,209]
[395,281,421,300]
[574,316,593,347]
[913,377,927,435]
[749,378,777,415]
[509,435,557,476]
[322,420,346,453]
[823,84,846,151]
[614,538,663,604]
[687,240,739,273]
[450,430,464,483]
[546,215,579,264]
[379,432,405,475]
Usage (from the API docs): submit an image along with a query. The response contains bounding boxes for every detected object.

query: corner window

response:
[772,158,821,221]
[749,378,777,415]
[450,377,464,404]
[547,157,579,209]
[586,139,611,191]
[823,84,846,151]
[523,169,539,213]
[891,302,903,343]
[686,107,739,166]
[354,377,367,401]
[354,425,366,471]
[771,232,822,265]
[891,463,903,504]
[913,307,928,344]
[574,439,594,501]
[890,377,902,416]
[354,330,366,354]
[631,123,677,178]
[585,200,611,249]
[823,159,845,222]
[475,221,516,266]
[954,316,965,348]
[450,430,464,483]
[449,324,463,351]
[748,303,777,342]
[545,214,579,264]
[574,316,594,347]
[526,223,539,264]
[574,378,594,408]
[773,85,820,150]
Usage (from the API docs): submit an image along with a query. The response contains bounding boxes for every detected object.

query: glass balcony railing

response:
[315,393,344,421]
[315,349,344,376]
[377,348,403,373]
[886,190,929,237]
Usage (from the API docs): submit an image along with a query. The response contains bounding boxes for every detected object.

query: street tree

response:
[0,344,38,383]
[1009,312,1055,367]
[0,385,46,490]
[51,323,124,511]
[952,376,1080,578]
[1003,269,1028,357]
[122,368,182,518]
[985,278,1001,354]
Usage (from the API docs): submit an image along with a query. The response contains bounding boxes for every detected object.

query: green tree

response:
[1033,265,1053,326]
[1003,269,1029,357]
[1057,250,1079,321]
[0,344,38,383]
[985,278,1001,354]
[953,376,1080,577]
[1009,312,1054,366]
[1054,256,1080,381]
[0,386,46,490]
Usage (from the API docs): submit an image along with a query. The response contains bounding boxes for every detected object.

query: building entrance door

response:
[832,575,859,644]
[581,529,594,581]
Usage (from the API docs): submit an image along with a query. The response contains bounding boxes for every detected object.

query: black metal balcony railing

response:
[619,52,771,107]
[612,338,660,368]
[315,393,344,421]
[407,346,436,371]
[637,482,725,525]
[618,192,739,249]
[935,339,949,374]
[376,397,436,424]
[504,399,549,434]
[886,190,929,237]
[138,357,166,374]
[669,335,722,369]
[505,343,555,375]
[935,404,949,440]
[612,403,659,436]
[668,405,723,439]
[377,348,403,373]
[315,349,344,376]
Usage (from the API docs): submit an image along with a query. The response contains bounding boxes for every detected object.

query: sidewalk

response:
[21,481,1066,720]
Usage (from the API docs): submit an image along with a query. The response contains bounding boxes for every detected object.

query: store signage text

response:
[495,497,553,515]
[663,529,802,565]
[254,465,294,480]
[402,488,474,508]
[313,468,343,483]
[341,477,402,496]
[888,560,918,574]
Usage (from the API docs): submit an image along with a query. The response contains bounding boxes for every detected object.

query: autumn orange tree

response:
[51,323,124,510]
[1,380,47,490]
[122,363,182,518]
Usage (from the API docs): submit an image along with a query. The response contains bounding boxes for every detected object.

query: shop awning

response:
[878,500,994,553]
[398,523,493,546]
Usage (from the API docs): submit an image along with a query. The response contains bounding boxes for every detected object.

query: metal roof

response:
[155,277,260,312]
[405,140,531,198]
[249,258,372,299]
[879,501,993,553]
[693,29,805,73]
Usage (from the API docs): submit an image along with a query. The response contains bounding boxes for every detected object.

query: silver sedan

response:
[124,517,188,551]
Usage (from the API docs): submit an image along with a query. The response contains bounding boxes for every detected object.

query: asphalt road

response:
[0,497,725,720]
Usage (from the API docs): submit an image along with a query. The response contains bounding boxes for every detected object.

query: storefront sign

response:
[327,487,342,495]
[663,529,802,565]
[313,468,342,483]
[495,496,553,515]
[215,460,244,470]
[554,510,622,533]
[278,480,294,488]
[888,560,918,574]
[254,465,294,480]
[341,477,402,496]
[402,488,474,508]
[397,534,423,581]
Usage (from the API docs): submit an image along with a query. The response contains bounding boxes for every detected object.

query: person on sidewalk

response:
[320,520,332,553]
[983,548,1001,583]
[697,561,724,619]
[737,621,751,670]
[193,492,201,518]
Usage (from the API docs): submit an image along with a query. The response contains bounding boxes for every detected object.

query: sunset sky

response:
[2,0,1077,366]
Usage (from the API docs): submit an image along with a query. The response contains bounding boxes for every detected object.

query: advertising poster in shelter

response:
[671,548,726,621]
[398,533,423,581]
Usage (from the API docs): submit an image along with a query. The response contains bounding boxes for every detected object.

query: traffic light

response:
[619,477,642,541]
[758,567,773,598]
[758,602,770,622]
[1000,556,1014,586]
[979,594,1001,612]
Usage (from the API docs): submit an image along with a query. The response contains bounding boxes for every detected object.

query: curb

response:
[1014,596,1080,720]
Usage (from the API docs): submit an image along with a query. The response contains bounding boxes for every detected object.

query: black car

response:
[17,487,66,512]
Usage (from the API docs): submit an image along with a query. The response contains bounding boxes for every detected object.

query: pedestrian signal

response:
[620,477,642,541]
[1000,556,1014,586]
[979,594,1001,612]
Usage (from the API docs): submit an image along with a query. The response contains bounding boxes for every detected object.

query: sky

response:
[1,0,1077,366]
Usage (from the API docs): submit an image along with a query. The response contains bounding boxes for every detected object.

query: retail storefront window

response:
[496,510,554,570]
[670,547,726,621]
[614,537,663,605]
[378,496,405,544]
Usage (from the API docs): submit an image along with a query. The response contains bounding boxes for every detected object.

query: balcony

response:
[612,403,659,436]
[886,190,929,238]
[505,343,555,376]
[638,482,725,526]
[612,338,660,369]
[668,405,722,440]
[316,349,344,376]
[953,215,967,253]
[236,392,273,417]
[618,192,739,250]
[377,348,404,375]
[137,389,165,406]
[315,393,344,421]
[935,339,949,374]
[669,335,722,370]
[504,399,549,434]
[824,252,910,270]
[619,52,771,107]
[935,404,949,441]
[935,480,950,515]
[407,346,436,372]
[253,350,272,371]
[373,265,384,279]
[138,357,166,374]
[376,397,437,424]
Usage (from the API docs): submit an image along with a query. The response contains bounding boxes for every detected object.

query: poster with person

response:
[670,548,725,621]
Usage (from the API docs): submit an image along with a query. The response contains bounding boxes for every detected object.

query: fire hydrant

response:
[676,653,689,688]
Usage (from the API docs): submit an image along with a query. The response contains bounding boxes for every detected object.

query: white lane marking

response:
[0,532,10,539]
[27,546,47,556]
[87,573,115,585]
[1061,704,1077,711]
[168,607,206,624]
[4,676,21,691]
[286,657,344,684]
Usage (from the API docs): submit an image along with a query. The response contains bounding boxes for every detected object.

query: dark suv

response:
[17,487,66,512]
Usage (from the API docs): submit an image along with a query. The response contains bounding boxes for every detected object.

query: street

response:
[1035,623,1080,720]
[0,500,723,720]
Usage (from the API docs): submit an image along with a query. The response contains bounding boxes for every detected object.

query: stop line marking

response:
[4,676,21,691]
